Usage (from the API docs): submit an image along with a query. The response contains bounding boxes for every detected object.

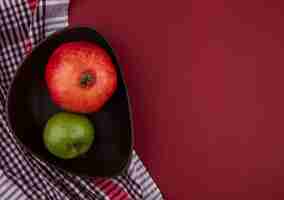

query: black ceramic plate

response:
[6,27,133,177]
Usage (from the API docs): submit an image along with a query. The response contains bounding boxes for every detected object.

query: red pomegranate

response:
[45,41,117,113]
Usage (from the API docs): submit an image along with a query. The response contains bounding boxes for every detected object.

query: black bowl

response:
[6,27,133,177]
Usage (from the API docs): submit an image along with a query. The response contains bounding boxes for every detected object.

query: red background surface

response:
[70,1,284,199]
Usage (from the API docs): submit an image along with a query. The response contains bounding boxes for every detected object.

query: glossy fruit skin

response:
[45,41,117,113]
[43,112,95,159]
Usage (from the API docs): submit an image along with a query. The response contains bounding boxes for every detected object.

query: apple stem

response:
[68,142,82,154]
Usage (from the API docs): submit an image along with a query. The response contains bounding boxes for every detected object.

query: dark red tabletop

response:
[70,1,284,199]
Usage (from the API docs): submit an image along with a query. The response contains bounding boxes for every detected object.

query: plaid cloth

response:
[0,0,163,199]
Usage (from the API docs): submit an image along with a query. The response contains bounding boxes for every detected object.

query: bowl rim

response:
[5,25,135,178]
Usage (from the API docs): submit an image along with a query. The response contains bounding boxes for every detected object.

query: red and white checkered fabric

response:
[0,0,163,199]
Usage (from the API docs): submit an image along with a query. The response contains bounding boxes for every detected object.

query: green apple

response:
[43,112,95,159]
